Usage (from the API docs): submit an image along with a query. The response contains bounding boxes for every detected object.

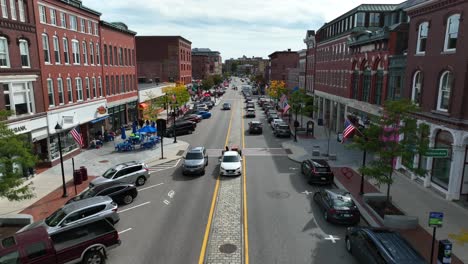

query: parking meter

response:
[437,240,452,264]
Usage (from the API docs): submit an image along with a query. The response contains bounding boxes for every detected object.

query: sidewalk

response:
[282,114,468,264]
[0,133,190,219]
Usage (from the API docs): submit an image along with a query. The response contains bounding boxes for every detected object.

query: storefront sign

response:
[425,148,449,158]
[10,125,27,133]
[97,106,107,115]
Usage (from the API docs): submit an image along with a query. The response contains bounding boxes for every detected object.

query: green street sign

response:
[428,212,443,228]
[424,148,449,158]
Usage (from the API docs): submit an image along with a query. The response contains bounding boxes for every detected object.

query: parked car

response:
[205,101,215,109]
[182,147,208,175]
[165,121,196,137]
[345,227,426,264]
[264,105,273,113]
[245,97,253,103]
[2,219,121,264]
[194,110,212,119]
[270,118,284,129]
[313,189,360,225]
[19,196,119,235]
[90,161,150,188]
[181,114,202,123]
[301,159,334,185]
[248,121,263,134]
[268,113,279,123]
[246,108,256,118]
[219,151,242,176]
[246,102,255,109]
[274,124,291,137]
[67,182,138,205]
[223,102,231,110]
[196,103,209,111]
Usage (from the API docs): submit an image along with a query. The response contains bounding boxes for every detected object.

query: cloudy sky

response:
[82,0,402,61]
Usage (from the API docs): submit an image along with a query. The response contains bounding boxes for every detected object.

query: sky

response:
[82,0,403,61]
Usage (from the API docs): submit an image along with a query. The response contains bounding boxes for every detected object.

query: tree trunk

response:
[386,169,393,206]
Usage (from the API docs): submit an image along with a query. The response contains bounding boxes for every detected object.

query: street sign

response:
[424,148,449,158]
[428,212,444,228]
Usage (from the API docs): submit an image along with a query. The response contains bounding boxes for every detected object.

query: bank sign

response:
[9,125,27,133]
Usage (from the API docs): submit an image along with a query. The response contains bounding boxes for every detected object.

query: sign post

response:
[428,212,444,264]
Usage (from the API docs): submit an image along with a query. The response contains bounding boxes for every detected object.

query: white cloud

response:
[82,0,402,59]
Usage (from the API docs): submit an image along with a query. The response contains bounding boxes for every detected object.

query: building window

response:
[85,77,90,99]
[63,38,69,64]
[416,22,428,54]
[0,37,9,68]
[19,39,30,67]
[94,23,98,35]
[72,40,80,64]
[437,71,452,112]
[124,48,128,66]
[352,70,359,99]
[121,75,125,93]
[369,13,380,27]
[98,76,102,97]
[95,43,100,65]
[47,79,55,107]
[38,5,46,22]
[2,82,35,115]
[49,9,56,25]
[411,71,422,106]
[87,21,92,34]
[57,78,64,105]
[69,15,77,30]
[18,0,25,22]
[75,78,83,101]
[66,77,73,103]
[82,41,87,65]
[118,47,123,66]
[105,76,110,95]
[52,36,60,64]
[113,46,117,66]
[444,14,460,51]
[42,34,50,64]
[111,75,115,94]
[80,18,85,33]
[104,45,108,65]
[89,42,94,65]
[355,12,365,27]
[0,0,7,18]
[375,70,383,105]
[92,77,97,98]
[59,12,65,27]
[9,0,16,20]
[109,45,113,65]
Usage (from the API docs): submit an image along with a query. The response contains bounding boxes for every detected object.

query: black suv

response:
[345,227,426,264]
[248,121,263,134]
[165,121,196,137]
[301,159,334,185]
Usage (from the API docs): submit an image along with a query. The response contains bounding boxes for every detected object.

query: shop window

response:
[432,130,453,189]
[416,22,429,54]
[412,71,422,106]
[50,130,78,160]
[437,71,452,112]
[444,14,460,51]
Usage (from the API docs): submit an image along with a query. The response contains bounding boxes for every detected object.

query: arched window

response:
[416,22,429,54]
[444,14,460,51]
[437,71,452,112]
[412,71,422,106]
[362,66,371,102]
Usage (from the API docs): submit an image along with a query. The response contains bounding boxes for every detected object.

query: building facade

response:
[225,56,269,76]
[0,0,49,167]
[304,30,316,95]
[100,21,138,133]
[298,49,306,90]
[404,0,468,200]
[267,49,299,82]
[135,36,192,85]
[286,68,300,90]
[191,48,222,80]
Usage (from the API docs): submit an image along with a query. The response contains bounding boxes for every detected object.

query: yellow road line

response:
[198,100,236,264]
[241,106,250,264]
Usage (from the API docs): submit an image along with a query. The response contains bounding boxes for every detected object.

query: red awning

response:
[139,103,148,110]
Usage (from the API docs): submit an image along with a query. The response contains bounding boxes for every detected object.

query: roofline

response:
[59,0,101,16]
[268,51,298,58]
[404,0,437,12]
[135,35,192,44]
[100,21,137,35]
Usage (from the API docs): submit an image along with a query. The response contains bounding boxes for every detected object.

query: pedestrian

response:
[225,146,229,151]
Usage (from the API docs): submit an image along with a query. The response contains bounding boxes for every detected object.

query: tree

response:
[349,99,430,204]
[0,110,36,201]
[288,89,316,123]
[201,77,214,91]
[142,83,191,120]
[212,74,223,86]
[266,80,287,103]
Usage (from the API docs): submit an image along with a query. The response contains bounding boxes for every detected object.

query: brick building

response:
[304,30,316,96]
[225,56,269,76]
[298,49,306,90]
[135,36,192,85]
[0,0,49,168]
[100,21,138,132]
[191,48,222,80]
[403,0,468,200]
[286,68,300,90]
[267,49,299,83]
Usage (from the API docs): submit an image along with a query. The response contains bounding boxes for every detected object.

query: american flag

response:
[342,119,356,143]
[171,94,177,102]
[279,94,286,106]
[70,126,84,147]
[283,103,290,113]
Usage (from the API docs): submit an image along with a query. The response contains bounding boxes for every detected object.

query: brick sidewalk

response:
[333,167,463,264]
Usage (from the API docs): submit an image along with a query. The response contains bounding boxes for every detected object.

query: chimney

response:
[288,49,291,52]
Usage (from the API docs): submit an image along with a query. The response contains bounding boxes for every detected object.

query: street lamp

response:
[54,123,68,198]
[172,99,178,143]
[294,105,299,142]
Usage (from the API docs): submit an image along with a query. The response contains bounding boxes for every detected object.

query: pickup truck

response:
[0,219,120,264]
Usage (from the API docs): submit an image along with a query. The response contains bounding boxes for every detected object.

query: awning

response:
[139,103,148,110]
[90,115,109,124]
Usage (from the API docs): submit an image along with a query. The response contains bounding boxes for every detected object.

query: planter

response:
[363,193,418,230]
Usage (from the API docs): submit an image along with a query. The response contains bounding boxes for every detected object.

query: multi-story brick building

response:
[191,48,222,80]
[225,56,269,76]
[286,68,300,90]
[304,30,316,96]
[403,0,468,200]
[0,0,49,168]
[267,49,299,83]
[100,21,138,132]
[135,36,192,85]
[298,49,306,90]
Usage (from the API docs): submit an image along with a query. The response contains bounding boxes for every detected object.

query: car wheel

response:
[345,237,352,253]
[136,176,146,186]
[82,250,105,264]
[122,194,134,205]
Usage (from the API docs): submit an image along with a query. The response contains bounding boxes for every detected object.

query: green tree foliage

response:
[212,75,223,86]
[349,99,429,203]
[288,89,316,124]
[201,77,214,91]
[0,110,36,201]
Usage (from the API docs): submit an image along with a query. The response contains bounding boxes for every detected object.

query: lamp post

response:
[294,105,299,142]
[173,100,177,143]
[54,123,68,198]
[359,149,367,195]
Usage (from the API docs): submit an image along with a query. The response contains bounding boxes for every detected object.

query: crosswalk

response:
[148,159,181,172]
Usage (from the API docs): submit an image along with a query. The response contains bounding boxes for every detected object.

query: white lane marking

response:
[168,190,175,198]
[163,200,170,205]
[118,228,132,234]
[324,235,340,243]
[118,201,151,213]
[289,167,297,170]
[174,159,181,167]
[302,190,313,195]
[139,183,164,191]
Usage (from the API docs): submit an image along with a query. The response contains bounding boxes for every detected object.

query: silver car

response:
[18,196,119,235]
[90,161,150,188]
[182,147,208,175]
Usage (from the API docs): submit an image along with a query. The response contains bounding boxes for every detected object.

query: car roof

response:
[62,196,112,214]
[189,147,205,153]
[325,189,351,198]
[114,161,141,170]
[250,120,261,124]
[247,108,255,111]
[223,151,239,156]
[91,181,132,193]
[307,159,330,167]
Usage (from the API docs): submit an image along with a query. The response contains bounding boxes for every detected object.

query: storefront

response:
[108,104,127,131]
[127,101,138,124]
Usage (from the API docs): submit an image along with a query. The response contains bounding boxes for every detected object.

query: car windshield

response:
[315,167,330,172]
[333,196,355,208]
[278,125,289,130]
[186,152,204,160]
[223,155,240,162]
[102,168,117,179]
[45,208,67,227]
[79,188,96,199]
